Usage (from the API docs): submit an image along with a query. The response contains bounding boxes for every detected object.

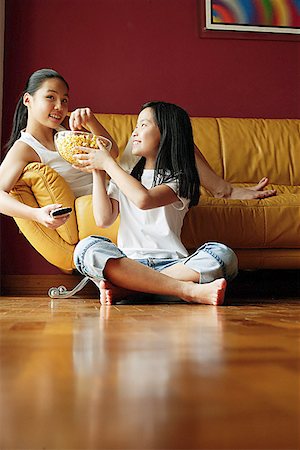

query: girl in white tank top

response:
[0,68,118,229]
[18,129,93,198]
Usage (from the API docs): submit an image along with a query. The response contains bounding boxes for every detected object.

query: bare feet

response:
[229,177,276,200]
[184,278,227,305]
[98,278,227,306]
[98,279,135,305]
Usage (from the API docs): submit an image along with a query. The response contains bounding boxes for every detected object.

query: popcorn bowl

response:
[54,130,112,165]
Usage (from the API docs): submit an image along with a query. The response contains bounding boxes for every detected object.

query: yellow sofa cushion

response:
[75,194,120,243]
[11,163,78,244]
[191,118,300,185]
[10,163,78,271]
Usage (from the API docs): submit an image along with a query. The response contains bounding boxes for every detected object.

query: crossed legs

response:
[74,237,236,306]
[99,257,226,306]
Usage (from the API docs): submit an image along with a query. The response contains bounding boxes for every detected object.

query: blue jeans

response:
[74,236,238,284]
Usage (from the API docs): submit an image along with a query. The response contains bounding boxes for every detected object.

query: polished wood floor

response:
[0,271,299,450]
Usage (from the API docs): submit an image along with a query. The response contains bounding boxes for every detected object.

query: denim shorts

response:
[74,236,238,284]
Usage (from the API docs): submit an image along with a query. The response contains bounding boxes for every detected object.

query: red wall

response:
[1,0,300,276]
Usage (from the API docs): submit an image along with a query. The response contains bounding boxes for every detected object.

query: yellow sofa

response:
[11,114,300,272]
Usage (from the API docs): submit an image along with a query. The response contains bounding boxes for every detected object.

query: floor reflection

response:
[70,303,226,446]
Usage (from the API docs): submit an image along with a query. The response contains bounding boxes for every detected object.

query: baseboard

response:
[0,274,98,297]
[2,270,299,299]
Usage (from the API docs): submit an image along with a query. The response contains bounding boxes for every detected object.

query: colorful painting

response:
[205,0,300,34]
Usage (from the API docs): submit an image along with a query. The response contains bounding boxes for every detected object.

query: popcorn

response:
[54,131,112,164]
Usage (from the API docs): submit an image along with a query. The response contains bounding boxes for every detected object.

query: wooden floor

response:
[0,271,299,450]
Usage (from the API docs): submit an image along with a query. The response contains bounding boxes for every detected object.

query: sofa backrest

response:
[94,114,300,185]
[192,118,300,185]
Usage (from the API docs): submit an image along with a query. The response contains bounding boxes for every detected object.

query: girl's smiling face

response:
[24,78,69,129]
[131,107,161,165]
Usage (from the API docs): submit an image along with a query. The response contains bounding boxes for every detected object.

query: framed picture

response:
[198,0,300,40]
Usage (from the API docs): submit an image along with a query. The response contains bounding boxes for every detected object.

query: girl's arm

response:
[0,143,71,229]
[73,147,178,210]
[69,108,119,159]
[92,170,119,228]
[105,160,178,209]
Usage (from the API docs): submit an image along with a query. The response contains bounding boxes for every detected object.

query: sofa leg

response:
[48,276,90,299]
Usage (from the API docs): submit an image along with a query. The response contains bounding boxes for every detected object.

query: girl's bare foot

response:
[184,278,227,305]
[98,280,135,305]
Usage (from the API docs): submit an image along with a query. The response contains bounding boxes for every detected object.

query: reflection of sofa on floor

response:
[11,115,300,272]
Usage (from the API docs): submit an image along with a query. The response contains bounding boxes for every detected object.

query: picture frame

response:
[198,0,300,41]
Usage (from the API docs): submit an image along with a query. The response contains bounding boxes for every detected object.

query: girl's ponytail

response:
[5,96,28,151]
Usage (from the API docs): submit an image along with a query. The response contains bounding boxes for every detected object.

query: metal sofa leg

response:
[48,276,90,299]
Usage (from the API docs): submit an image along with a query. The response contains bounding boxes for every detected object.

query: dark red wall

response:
[1,0,300,275]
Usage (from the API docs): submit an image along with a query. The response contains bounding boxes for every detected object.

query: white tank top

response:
[18,130,93,198]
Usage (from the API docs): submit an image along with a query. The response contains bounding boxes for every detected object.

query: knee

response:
[73,235,113,273]
[200,242,238,281]
[74,235,111,258]
[213,243,238,281]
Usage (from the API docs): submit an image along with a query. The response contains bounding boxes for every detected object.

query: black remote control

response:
[50,207,72,218]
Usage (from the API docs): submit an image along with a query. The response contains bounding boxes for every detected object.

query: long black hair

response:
[5,68,69,151]
[131,101,200,207]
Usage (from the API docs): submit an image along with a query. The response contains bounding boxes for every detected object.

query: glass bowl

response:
[54,130,112,164]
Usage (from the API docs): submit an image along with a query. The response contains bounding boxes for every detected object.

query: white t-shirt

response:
[108,169,190,259]
[18,130,93,198]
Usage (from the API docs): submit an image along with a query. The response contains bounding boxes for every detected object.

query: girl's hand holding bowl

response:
[54,130,112,165]
[72,138,112,172]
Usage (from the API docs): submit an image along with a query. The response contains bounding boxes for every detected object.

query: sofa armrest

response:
[11,162,78,244]
[10,163,79,271]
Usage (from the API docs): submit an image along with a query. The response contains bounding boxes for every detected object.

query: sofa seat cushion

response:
[182,188,300,250]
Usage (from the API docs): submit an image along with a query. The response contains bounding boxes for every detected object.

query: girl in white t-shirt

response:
[0,68,118,227]
[73,101,238,306]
